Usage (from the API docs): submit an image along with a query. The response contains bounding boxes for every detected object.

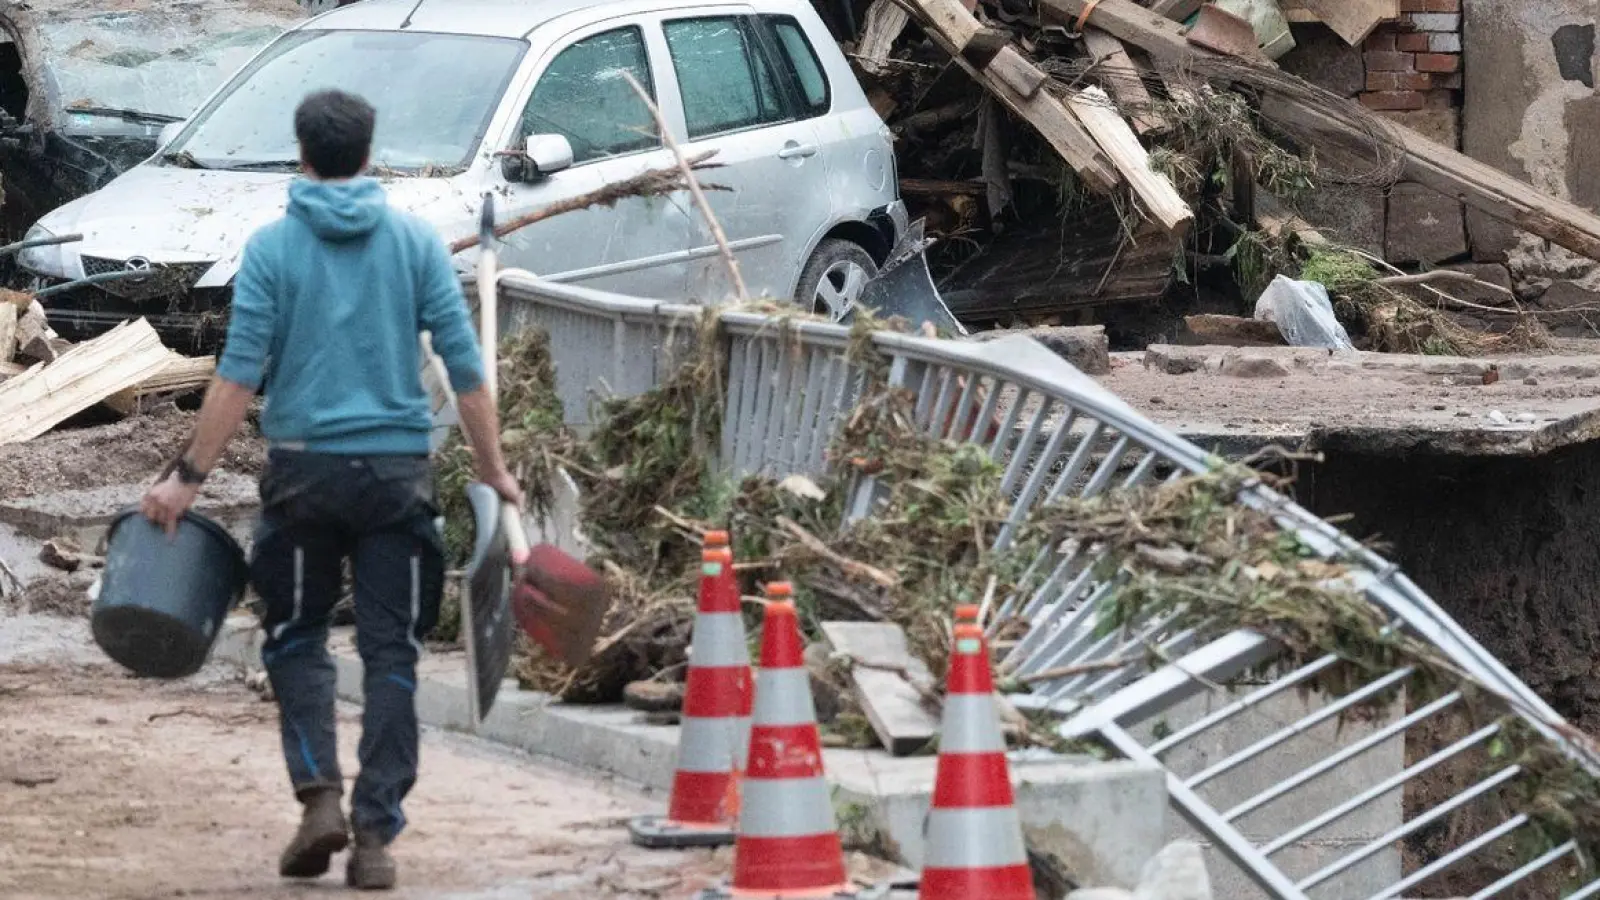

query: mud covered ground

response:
[0,405,266,502]
[0,614,896,900]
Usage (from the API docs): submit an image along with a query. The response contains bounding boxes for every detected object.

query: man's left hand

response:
[141,472,201,536]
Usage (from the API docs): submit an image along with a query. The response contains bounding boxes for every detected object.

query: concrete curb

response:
[214,616,1166,888]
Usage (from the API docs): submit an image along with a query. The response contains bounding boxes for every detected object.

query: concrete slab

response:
[1099,345,1600,457]
[212,617,1167,888]
[0,472,259,548]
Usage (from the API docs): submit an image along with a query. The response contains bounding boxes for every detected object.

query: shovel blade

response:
[512,543,610,670]
[462,481,516,724]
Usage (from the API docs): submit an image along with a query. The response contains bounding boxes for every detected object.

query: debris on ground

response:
[38,537,98,573]
[14,571,95,618]
[0,405,264,503]
[825,0,1600,355]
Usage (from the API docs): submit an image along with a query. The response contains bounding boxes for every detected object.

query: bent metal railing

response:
[477,271,1600,900]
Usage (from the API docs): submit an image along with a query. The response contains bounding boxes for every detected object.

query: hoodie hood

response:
[287,176,388,241]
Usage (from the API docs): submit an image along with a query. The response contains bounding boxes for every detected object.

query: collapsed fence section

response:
[490,272,1600,899]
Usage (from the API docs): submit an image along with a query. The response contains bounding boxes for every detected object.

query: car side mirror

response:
[499,133,575,183]
[158,120,186,149]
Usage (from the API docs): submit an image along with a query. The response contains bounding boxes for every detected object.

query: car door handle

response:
[778,142,818,160]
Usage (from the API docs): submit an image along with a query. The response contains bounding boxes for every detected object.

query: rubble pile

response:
[829,0,1594,353]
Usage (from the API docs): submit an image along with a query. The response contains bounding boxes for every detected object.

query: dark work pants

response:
[251,449,444,845]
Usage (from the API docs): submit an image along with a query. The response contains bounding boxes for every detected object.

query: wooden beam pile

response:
[0,308,217,442]
[906,0,1193,238]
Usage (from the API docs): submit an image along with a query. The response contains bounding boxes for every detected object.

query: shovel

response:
[461,194,610,726]
[460,195,524,727]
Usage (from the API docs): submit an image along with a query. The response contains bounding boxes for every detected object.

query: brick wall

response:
[1359,1,1463,124]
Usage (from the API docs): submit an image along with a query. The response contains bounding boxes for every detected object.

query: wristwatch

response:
[174,456,209,486]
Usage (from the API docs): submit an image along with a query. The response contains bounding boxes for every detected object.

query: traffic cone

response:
[917,624,1034,900]
[629,531,753,848]
[701,583,856,899]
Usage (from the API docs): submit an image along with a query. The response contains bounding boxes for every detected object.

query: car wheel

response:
[796,239,878,323]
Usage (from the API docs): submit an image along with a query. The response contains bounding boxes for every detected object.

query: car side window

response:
[763,15,830,117]
[522,26,658,165]
[664,16,788,140]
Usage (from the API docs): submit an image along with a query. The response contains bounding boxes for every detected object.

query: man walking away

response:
[141,89,523,890]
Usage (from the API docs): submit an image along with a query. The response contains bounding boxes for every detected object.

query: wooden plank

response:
[1045,0,1600,265]
[1293,0,1398,46]
[0,303,14,365]
[819,621,939,756]
[1082,28,1165,134]
[857,0,911,75]
[1067,86,1193,236]
[909,0,1117,191]
[0,319,172,444]
[102,352,215,416]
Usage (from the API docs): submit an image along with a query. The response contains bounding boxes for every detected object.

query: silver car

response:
[18,0,905,346]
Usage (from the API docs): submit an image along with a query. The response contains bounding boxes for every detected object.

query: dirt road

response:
[0,613,875,900]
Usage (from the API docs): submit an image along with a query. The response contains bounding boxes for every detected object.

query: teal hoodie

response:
[217,177,484,455]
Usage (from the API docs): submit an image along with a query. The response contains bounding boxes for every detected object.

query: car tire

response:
[795,238,878,323]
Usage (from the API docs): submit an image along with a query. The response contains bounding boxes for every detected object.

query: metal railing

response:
[491,271,1600,900]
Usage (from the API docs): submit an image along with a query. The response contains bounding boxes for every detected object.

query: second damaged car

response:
[18,0,909,349]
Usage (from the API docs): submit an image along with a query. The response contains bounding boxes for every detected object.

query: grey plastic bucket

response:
[91,508,249,679]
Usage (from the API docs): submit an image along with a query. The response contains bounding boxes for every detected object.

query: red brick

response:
[1367,71,1435,91]
[1366,51,1416,72]
[1400,0,1428,10]
[1365,32,1397,51]
[1396,33,1431,52]
[1424,0,1460,10]
[1362,90,1427,110]
[1416,52,1461,73]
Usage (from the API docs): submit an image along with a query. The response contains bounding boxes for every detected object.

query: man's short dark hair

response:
[294,90,376,179]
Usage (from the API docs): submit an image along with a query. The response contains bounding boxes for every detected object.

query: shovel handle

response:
[502,500,530,563]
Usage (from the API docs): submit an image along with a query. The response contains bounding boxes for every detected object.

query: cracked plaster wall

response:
[1465,0,1600,329]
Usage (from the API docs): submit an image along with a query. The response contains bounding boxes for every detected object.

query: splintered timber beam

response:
[910,0,1117,192]
[1067,87,1193,237]
[1081,28,1166,135]
[1043,0,1600,264]
[0,318,172,444]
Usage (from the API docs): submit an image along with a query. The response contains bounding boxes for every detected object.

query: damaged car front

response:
[3,0,306,346]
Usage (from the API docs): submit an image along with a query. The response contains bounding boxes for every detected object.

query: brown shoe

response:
[278,787,349,879]
[346,831,397,890]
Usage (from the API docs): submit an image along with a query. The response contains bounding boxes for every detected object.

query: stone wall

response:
[1281,8,1468,273]
[1284,2,1600,337]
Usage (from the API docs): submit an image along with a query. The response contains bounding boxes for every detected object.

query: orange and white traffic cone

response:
[629,531,753,848]
[700,583,860,899]
[917,623,1034,900]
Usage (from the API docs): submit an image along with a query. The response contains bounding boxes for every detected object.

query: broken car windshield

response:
[165,30,527,174]
[37,5,300,128]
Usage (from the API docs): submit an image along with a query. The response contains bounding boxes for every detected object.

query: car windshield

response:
[166,29,527,173]
[33,3,302,130]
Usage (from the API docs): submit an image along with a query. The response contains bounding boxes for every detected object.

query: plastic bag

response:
[1253,274,1354,350]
